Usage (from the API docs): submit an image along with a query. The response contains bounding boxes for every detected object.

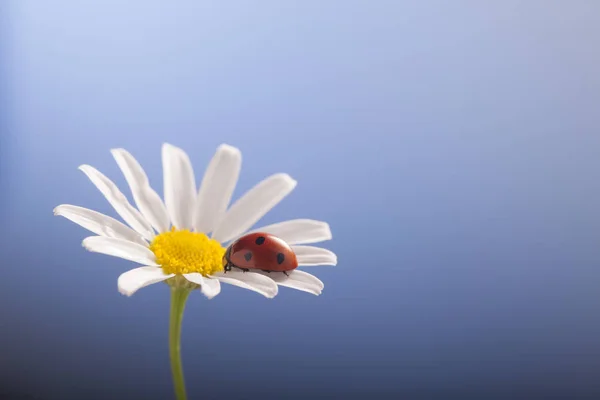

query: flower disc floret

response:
[150,228,225,276]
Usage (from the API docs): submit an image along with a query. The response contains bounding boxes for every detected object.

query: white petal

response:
[111,148,170,233]
[184,273,222,299]
[292,246,337,266]
[242,219,332,245]
[53,204,147,247]
[212,173,297,243]
[118,266,173,296]
[254,270,324,296]
[79,165,155,241]
[194,144,242,234]
[82,236,159,266]
[211,270,278,298]
[162,143,196,230]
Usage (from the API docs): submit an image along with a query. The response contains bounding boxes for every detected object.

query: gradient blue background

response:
[2,1,600,399]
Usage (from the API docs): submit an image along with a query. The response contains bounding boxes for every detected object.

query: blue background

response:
[2,1,600,399]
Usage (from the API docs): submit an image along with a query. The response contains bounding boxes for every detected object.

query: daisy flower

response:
[54,143,337,299]
[55,142,337,400]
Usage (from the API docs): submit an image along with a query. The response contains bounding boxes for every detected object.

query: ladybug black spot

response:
[255,236,266,245]
[277,253,285,265]
[244,252,252,262]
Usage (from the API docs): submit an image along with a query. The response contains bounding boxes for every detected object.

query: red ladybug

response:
[223,232,298,276]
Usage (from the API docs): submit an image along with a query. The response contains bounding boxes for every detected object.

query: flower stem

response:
[169,286,191,400]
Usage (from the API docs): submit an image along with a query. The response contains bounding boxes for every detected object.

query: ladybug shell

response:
[226,232,298,272]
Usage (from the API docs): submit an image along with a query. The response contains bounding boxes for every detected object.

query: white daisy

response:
[54,143,337,299]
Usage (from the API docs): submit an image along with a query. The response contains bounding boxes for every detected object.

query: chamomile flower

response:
[54,143,337,299]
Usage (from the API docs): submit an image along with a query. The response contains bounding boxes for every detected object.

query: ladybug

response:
[223,232,298,276]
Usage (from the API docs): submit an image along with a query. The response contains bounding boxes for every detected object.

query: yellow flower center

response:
[150,228,225,276]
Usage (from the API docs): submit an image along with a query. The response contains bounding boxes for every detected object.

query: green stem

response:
[169,286,191,400]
